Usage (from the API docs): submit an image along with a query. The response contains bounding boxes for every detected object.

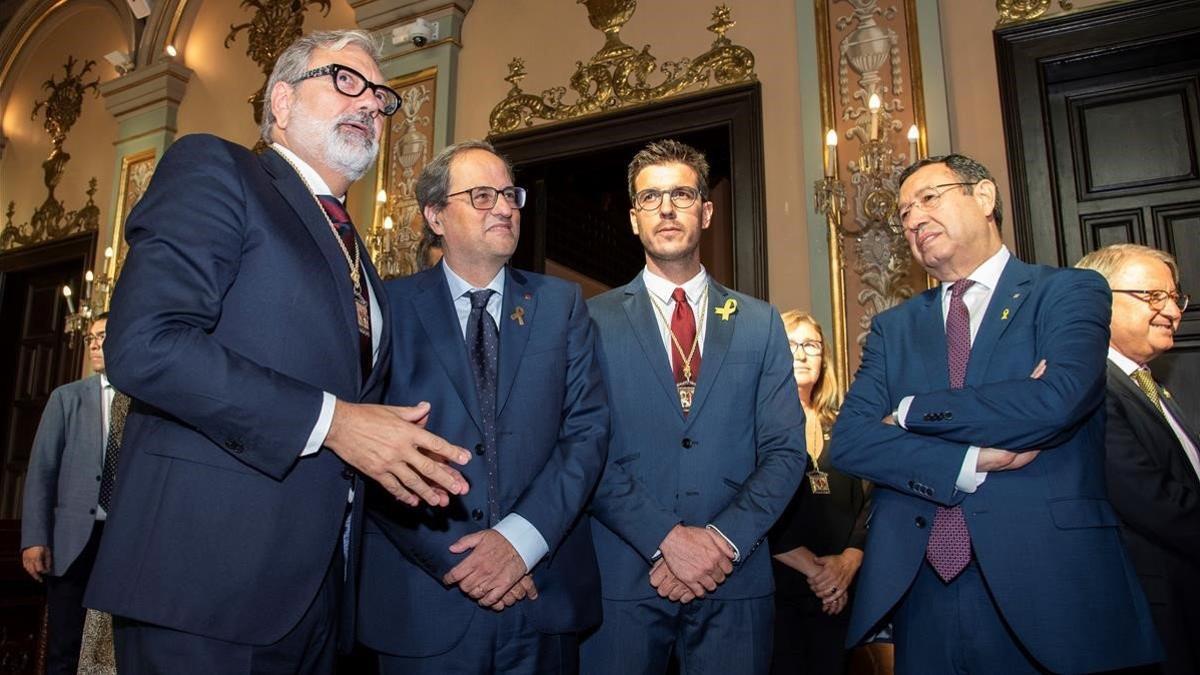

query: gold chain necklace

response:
[648,286,707,383]
[273,150,363,292]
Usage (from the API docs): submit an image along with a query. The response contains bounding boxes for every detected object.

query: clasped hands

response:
[443,529,538,612]
[648,524,736,604]
[773,546,862,615]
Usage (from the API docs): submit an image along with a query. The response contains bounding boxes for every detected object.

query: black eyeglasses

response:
[789,340,823,357]
[446,186,527,210]
[633,186,703,211]
[1112,289,1189,312]
[84,331,106,346]
[897,182,979,227]
[292,64,400,116]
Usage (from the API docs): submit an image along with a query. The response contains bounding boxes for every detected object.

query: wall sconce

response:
[62,246,115,345]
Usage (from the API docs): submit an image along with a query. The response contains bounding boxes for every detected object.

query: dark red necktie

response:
[317,195,372,382]
[670,287,700,383]
[926,278,975,582]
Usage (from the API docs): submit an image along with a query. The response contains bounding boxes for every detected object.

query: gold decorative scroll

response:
[488,4,756,135]
[996,0,1075,25]
[111,149,157,279]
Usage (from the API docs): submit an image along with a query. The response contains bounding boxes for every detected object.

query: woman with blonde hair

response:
[769,311,870,674]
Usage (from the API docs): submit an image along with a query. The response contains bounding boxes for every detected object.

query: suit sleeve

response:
[510,286,610,560]
[829,315,972,504]
[20,386,68,550]
[104,135,324,480]
[902,271,1111,451]
[1104,393,1200,567]
[709,308,808,560]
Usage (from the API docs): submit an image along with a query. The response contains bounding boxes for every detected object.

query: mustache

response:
[336,111,377,141]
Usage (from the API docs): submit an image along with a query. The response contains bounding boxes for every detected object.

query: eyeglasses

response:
[1112,289,1189,312]
[291,64,400,116]
[84,331,106,346]
[789,340,823,357]
[446,185,527,210]
[897,182,979,227]
[633,186,702,211]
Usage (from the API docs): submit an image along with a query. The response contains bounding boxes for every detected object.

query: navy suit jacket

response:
[586,276,807,601]
[358,264,608,657]
[84,134,390,645]
[21,375,104,576]
[829,256,1162,673]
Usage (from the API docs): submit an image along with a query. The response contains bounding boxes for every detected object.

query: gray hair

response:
[415,140,514,267]
[1075,243,1179,285]
[898,153,1004,231]
[260,29,383,144]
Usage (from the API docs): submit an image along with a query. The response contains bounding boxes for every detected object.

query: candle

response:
[104,246,113,259]
[376,189,388,203]
[85,270,94,295]
[62,285,75,314]
[825,129,839,178]
[907,124,920,161]
[868,94,881,140]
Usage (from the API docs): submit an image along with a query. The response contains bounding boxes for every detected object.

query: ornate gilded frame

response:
[110,148,156,278]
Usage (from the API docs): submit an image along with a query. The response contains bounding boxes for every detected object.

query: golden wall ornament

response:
[225,0,331,131]
[0,56,101,251]
[996,0,1075,25]
[488,4,756,135]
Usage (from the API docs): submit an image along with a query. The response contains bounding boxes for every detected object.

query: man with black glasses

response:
[86,30,471,673]
[358,140,609,673]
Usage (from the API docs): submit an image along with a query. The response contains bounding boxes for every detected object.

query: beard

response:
[288,101,380,182]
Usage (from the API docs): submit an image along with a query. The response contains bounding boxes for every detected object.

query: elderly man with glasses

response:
[1077,244,1198,675]
[829,153,1162,674]
[84,30,473,673]
[357,140,609,673]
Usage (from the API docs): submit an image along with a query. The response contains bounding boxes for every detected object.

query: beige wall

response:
[453,0,813,311]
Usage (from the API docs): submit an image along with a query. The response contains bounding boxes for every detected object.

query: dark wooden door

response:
[997,0,1200,420]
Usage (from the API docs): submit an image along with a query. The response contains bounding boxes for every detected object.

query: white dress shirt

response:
[1108,347,1200,480]
[898,245,1012,493]
[441,262,549,572]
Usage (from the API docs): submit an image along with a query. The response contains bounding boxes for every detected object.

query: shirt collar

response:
[271,143,336,199]
[443,261,505,301]
[642,265,708,305]
[1107,346,1144,375]
[941,245,1010,298]
[99,373,110,389]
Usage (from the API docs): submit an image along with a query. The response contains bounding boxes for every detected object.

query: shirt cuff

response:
[955,446,988,493]
[302,392,337,457]
[494,513,549,573]
[706,523,740,563]
[896,396,914,429]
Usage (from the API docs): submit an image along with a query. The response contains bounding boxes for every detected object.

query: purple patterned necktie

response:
[466,289,501,526]
[926,278,975,582]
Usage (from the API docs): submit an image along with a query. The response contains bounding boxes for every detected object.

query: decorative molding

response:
[996,0,1076,26]
[488,3,755,134]
[111,149,157,279]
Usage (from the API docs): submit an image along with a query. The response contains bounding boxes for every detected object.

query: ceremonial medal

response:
[807,469,831,495]
[356,295,370,335]
[677,379,696,413]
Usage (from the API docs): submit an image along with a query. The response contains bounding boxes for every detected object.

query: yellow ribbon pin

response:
[510,306,525,326]
[1001,308,1010,321]
[714,298,738,321]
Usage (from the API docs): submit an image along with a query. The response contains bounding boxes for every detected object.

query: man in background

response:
[21,313,121,675]
[1077,243,1198,674]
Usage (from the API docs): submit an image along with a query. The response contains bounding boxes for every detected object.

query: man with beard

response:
[84,30,471,673]
[581,139,806,674]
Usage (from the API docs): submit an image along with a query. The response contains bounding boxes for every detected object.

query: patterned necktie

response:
[670,287,701,384]
[1130,368,1164,416]
[98,390,131,511]
[316,195,372,383]
[466,289,501,526]
[926,278,976,582]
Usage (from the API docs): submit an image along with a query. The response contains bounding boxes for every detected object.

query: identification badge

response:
[677,380,696,413]
[807,469,831,495]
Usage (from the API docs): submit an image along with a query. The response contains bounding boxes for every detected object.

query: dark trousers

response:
[770,592,851,675]
[893,560,1047,675]
[376,607,578,675]
[113,545,343,675]
[45,520,103,675]
[580,595,773,675]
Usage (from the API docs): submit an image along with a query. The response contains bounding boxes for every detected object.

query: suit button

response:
[681,438,693,449]
[96,475,101,481]
[474,443,485,456]
[89,508,96,515]
[923,413,934,421]
[341,468,354,480]
[915,516,926,528]
[471,509,484,521]
[944,412,953,420]
[907,480,915,489]
[224,439,243,452]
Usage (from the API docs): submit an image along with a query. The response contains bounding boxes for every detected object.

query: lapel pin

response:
[510,306,525,326]
[523,292,532,300]
[715,298,738,321]
[1001,308,1010,321]
[1012,293,1021,299]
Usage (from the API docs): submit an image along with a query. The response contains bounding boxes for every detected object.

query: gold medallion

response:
[677,380,696,413]
[807,469,831,495]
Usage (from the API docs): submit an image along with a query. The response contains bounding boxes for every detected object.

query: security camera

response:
[104,50,134,76]
[393,18,437,48]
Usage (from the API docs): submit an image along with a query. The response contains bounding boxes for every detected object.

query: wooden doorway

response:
[997,0,1200,419]
[491,82,767,299]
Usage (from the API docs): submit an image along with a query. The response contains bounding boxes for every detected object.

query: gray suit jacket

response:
[21,374,104,576]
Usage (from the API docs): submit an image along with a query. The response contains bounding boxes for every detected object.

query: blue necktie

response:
[466,289,501,526]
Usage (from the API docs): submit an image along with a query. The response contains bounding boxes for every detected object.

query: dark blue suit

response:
[358,264,607,663]
[829,256,1162,673]
[582,276,806,673]
[85,134,387,651]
